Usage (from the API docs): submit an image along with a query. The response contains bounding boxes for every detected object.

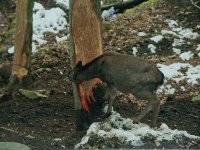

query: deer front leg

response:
[104,85,117,118]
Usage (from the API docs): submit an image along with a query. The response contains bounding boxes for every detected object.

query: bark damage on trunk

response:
[70,0,103,112]
[5,0,33,112]
[12,0,33,81]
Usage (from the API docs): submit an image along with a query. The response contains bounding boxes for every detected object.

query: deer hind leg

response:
[151,95,160,127]
[104,85,117,118]
[134,91,160,127]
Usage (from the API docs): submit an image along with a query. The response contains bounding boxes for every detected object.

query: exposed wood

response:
[69,0,103,129]
[12,0,33,81]
[102,0,148,13]
[6,0,33,111]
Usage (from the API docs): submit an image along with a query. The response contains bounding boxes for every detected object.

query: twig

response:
[188,114,199,119]
[190,0,200,9]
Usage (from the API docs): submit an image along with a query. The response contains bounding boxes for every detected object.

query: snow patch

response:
[150,35,163,43]
[161,30,177,36]
[181,86,186,91]
[179,51,194,61]
[172,48,181,54]
[196,44,200,51]
[8,2,68,53]
[178,28,199,39]
[137,32,146,37]
[8,46,14,54]
[172,38,185,47]
[148,44,156,53]
[165,19,178,28]
[102,7,116,21]
[158,84,176,94]
[53,0,69,9]
[56,35,68,42]
[33,2,67,51]
[75,107,199,149]
[157,63,200,85]
[163,19,199,48]
[132,47,138,56]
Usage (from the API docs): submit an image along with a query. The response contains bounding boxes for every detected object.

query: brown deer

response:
[69,52,164,127]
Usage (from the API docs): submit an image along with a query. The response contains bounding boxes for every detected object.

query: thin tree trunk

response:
[7,0,33,111]
[69,0,103,129]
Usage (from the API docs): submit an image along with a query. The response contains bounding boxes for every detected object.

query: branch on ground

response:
[190,0,200,9]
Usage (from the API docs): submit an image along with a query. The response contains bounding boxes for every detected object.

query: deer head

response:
[69,61,83,84]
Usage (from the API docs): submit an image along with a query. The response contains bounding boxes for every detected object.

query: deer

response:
[69,51,164,127]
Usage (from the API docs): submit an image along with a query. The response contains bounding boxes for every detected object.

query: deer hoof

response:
[103,112,112,118]
[150,122,157,128]
[133,116,140,123]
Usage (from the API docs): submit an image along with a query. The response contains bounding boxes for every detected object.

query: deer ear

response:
[76,61,82,68]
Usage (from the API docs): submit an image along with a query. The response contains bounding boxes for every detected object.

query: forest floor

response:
[0,0,200,149]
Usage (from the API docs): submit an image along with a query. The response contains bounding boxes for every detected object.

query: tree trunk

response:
[69,0,103,129]
[7,0,33,111]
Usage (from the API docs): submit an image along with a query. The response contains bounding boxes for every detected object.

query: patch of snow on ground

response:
[32,2,67,51]
[196,44,200,57]
[8,46,14,54]
[56,35,68,42]
[165,19,178,28]
[157,84,176,94]
[150,35,163,43]
[148,44,156,53]
[102,7,116,21]
[53,0,69,9]
[137,32,146,37]
[179,51,194,61]
[163,19,199,47]
[132,47,138,56]
[172,48,181,54]
[186,65,200,85]
[161,30,177,36]
[8,2,68,53]
[181,86,186,91]
[172,38,185,47]
[196,44,200,51]
[75,106,199,149]
[178,28,199,39]
[157,63,200,85]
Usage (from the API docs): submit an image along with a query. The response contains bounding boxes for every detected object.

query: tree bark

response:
[69,0,103,129]
[7,0,33,111]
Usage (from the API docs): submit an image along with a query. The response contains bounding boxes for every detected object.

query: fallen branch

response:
[102,0,149,13]
[190,0,200,9]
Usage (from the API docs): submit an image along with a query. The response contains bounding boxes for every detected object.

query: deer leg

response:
[151,96,160,127]
[104,85,117,118]
[134,102,152,123]
[134,91,160,127]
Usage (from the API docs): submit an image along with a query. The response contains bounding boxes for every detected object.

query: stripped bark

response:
[7,0,33,111]
[69,0,103,129]
[12,0,33,81]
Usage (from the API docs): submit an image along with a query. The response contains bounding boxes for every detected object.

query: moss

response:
[125,0,159,14]
[102,22,112,32]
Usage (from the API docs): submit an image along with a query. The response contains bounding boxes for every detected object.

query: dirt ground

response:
[0,0,200,149]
